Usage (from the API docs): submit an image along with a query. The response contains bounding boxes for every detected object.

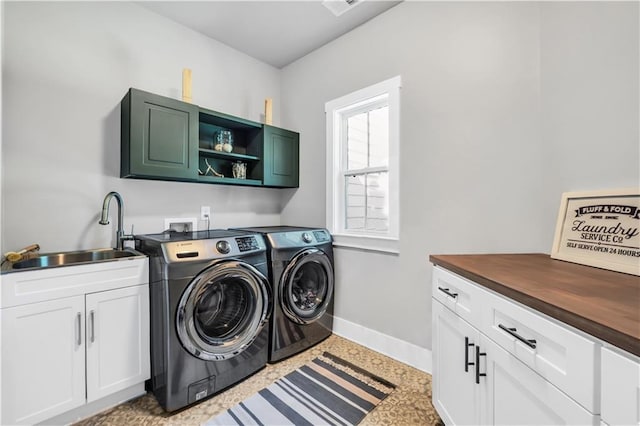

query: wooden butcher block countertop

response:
[429,253,640,357]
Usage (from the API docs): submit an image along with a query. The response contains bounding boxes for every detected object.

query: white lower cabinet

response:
[432,266,599,426]
[0,258,150,425]
[432,300,481,425]
[433,299,596,425]
[86,285,150,403]
[1,296,87,424]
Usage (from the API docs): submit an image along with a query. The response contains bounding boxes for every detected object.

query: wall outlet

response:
[200,206,211,221]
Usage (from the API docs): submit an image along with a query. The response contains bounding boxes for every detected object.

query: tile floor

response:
[74,335,442,425]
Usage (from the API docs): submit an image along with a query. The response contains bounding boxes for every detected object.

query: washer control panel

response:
[159,234,266,263]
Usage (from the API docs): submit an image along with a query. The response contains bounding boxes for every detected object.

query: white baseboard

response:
[333,316,432,374]
[42,383,146,425]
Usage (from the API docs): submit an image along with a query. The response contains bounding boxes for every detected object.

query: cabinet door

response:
[432,299,481,426]
[1,296,86,425]
[86,285,150,403]
[262,125,299,187]
[122,88,198,180]
[601,346,640,426]
[479,335,596,426]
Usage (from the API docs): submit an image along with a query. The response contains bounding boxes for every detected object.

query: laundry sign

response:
[551,188,640,276]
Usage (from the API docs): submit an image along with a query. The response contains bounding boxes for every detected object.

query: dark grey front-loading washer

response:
[232,226,334,363]
[135,230,270,412]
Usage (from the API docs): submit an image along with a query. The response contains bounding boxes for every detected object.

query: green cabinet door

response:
[121,88,198,181]
[262,125,299,188]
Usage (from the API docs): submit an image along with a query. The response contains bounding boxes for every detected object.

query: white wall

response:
[540,2,639,192]
[1,2,285,253]
[281,1,639,352]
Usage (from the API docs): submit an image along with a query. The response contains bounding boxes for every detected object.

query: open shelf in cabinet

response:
[197,108,263,184]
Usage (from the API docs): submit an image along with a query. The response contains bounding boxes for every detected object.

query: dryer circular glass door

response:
[279,248,334,325]
[176,260,270,361]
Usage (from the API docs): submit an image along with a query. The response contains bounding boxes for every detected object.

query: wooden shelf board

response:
[197,175,262,186]
[198,149,260,162]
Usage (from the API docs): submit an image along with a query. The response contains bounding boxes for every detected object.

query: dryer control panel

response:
[266,229,332,249]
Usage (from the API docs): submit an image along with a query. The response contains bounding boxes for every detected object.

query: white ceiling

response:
[137,1,402,68]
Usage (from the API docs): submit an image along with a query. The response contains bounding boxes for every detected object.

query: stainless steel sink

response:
[6,248,146,271]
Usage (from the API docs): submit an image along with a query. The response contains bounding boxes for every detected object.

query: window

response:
[325,76,401,253]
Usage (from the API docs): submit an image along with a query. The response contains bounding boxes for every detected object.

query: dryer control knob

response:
[302,232,313,243]
[216,240,231,254]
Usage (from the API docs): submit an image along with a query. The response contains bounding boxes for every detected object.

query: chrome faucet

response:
[99,191,133,250]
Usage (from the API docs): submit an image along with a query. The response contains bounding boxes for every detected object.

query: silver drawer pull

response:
[76,312,82,346]
[90,310,95,343]
[437,287,458,299]
[498,324,537,349]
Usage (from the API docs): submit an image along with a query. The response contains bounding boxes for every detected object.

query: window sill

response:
[331,233,399,254]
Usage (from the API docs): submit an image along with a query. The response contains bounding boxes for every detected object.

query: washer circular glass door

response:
[279,248,334,325]
[176,260,270,361]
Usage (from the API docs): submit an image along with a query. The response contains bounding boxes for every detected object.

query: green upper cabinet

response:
[121,88,198,181]
[120,88,299,188]
[262,125,299,188]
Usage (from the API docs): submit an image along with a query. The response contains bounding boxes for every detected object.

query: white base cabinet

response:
[432,266,599,426]
[432,300,481,425]
[0,258,149,425]
[433,299,595,426]
[86,285,150,403]
[1,296,86,425]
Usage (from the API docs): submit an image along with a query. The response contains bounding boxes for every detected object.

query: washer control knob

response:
[216,240,231,254]
[302,232,313,243]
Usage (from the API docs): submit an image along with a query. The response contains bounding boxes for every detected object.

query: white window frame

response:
[325,76,401,254]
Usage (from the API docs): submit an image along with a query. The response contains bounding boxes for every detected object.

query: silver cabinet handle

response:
[90,310,95,343]
[498,323,537,349]
[437,287,458,299]
[76,312,82,346]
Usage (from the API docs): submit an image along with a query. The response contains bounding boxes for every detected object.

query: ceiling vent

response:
[322,0,363,17]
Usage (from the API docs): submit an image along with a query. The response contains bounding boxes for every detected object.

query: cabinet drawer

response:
[432,267,485,329]
[601,346,640,425]
[481,288,598,412]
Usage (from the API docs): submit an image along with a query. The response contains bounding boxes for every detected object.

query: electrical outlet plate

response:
[164,218,197,233]
[200,206,211,220]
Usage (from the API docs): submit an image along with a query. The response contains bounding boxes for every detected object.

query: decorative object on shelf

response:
[214,130,233,152]
[264,98,273,125]
[200,159,224,178]
[551,188,640,276]
[232,161,247,179]
[182,68,192,103]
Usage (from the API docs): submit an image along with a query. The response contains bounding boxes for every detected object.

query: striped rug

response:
[204,352,395,426]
